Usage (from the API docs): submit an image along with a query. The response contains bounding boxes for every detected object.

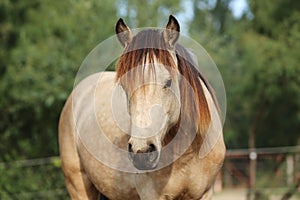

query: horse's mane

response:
[116,29,213,137]
[175,44,211,135]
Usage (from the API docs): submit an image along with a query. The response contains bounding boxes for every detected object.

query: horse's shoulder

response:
[74,72,116,91]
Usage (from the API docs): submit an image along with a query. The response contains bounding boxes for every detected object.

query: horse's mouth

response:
[129,151,160,170]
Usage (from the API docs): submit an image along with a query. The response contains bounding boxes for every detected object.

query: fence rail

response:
[0,156,68,199]
[0,156,60,168]
[1,146,300,199]
[222,145,300,200]
[226,145,300,158]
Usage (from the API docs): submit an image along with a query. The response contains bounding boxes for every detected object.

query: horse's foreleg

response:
[59,101,99,200]
[60,137,99,200]
[64,169,99,200]
[61,143,100,200]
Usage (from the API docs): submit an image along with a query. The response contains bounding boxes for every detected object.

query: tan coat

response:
[59,72,225,200]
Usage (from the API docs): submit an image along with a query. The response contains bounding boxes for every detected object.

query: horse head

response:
[115,16,182,170]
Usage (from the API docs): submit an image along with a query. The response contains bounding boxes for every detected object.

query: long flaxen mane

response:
[116,28,214,144]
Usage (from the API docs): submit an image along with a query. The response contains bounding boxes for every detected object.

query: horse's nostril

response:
[128,143,156,154]
[128,143,133,152]
[148,143,156,153]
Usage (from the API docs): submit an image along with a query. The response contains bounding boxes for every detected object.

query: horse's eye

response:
[163,79,172,89]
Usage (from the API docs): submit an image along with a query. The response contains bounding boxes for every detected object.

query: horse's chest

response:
[161,160,215,199]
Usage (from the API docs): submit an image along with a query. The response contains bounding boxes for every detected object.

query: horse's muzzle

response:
[128,144,159,170]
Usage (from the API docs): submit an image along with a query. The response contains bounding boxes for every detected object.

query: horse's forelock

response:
[116,29,178,93]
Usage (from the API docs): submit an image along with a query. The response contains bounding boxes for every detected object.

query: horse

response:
[59,15,225,200]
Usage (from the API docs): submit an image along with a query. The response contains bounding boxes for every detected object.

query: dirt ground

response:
[213,188,300,200]
[214,189,247,200]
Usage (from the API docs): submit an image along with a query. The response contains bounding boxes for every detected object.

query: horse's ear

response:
[116,18,133,47]
[163,15,180,49]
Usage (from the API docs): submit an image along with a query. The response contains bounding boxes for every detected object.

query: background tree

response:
[0,0,118,160]
[235,0,300,147]
[189,0,300,148]
[117,0,181,27]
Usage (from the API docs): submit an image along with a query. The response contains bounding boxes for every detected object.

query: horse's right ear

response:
[116,18,133,47]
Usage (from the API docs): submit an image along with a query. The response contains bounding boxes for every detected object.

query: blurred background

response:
[0,0,299,199]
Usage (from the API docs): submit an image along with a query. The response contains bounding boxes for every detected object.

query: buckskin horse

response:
[59,15,225,199]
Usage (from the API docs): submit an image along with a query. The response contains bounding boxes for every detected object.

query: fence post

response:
[286,155,294,185]
[248,128,256,200]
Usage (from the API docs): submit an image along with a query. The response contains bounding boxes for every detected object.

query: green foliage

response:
[0,159,68,199]
[0,0,117,160]
[234,1,300,147]
[190,0,300,148]
[117,0,181,27]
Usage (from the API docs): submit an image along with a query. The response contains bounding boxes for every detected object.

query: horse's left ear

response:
[116,18,133,47]
[163,15,180,49]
